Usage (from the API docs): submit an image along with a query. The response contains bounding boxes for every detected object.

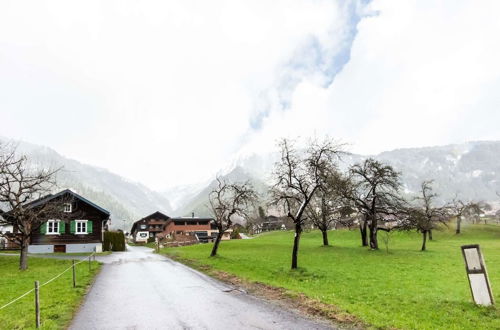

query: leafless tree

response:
[0,144,66,270]
[208,177,257,257]
[337,159,404,250]
[449,197,472,234]
[270,137,343,269]
[409,180,450,251]
[305,169,347,246]
[465,202,486,224]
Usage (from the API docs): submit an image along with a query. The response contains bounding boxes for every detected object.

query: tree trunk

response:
[428,229,433,241]
[321,229,329,246]
[359,218,368,246]
[291,223,302,269]
[369,216,378,250]
[210,231,224,257]
[456,216,461,234]
[421,230,427,251]
[19,237,29,270]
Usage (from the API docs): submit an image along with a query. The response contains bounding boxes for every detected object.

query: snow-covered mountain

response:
[2,139,172,230]
[170,141,500,215]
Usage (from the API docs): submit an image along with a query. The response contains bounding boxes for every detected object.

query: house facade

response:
[28,189,110,253]
[130,211,170,243]
[132,212,232,244]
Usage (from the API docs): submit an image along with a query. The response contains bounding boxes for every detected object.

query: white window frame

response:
[63,203,72,213]
[46,220,60,235]
[75,220,88,235]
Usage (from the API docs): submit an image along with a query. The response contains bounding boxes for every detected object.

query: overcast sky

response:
[1,0,500,190]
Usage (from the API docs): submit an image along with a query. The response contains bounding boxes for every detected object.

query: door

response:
[54,245,66,253]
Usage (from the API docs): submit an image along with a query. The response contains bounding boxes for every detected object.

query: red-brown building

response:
[131,212,231,243]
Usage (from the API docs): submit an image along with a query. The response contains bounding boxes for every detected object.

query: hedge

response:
[103,231,126,251]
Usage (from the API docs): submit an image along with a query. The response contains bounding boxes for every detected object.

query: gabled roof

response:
[131,211,171,233]
[27,189,110,217]
[140,211,170,222]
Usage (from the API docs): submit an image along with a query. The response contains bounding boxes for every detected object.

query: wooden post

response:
[89,255,91,272]
[72,260,76,288]
[35,281,40,328]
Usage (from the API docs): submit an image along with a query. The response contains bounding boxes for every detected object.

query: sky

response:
[1,0,500,190]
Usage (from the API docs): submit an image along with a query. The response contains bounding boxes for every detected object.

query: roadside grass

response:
[128,242,156,249]
[161,224,500,329]
[0,251,112,257]
[0,256,100,329]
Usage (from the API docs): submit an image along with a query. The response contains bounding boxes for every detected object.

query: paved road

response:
[69,245,334,330]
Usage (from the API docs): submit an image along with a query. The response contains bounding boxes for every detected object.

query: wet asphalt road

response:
[69,245,334,330]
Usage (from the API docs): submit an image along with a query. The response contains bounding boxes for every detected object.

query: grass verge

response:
[0,256,101,329]
[161,224,500,329]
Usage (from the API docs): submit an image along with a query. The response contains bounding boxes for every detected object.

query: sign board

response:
[461,244,494,306]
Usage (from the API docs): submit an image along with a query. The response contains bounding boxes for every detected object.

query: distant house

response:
[130,211,170,243]
[28,189,110,253]
[261,215,287,232]
[0,222,18,250]
[132,212,232,244]
[162,215,227,243]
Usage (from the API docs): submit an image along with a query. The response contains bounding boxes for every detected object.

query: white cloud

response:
[0,0,355,189]
[2,0,500,190]
[246,0,500,157]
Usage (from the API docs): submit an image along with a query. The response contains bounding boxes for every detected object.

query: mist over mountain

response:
[172,141,500,216]
[2,139,172,230]
[4,138,499,226]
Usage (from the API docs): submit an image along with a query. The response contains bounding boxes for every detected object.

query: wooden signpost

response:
[461,244,494,306]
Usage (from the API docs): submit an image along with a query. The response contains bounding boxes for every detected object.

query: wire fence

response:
[0,252,97,327]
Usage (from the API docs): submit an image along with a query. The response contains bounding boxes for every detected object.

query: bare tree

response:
[305,169,347,246]
[208,177,257,257]
[410,181,449,251]
[465,202,485,224]
[0,144,65,270]
[271,137,342,269]
[338,159,403,250]
[449,197,472,234]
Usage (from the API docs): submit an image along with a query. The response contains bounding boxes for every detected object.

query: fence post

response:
[72,260,76,288]
[35,281,40,328]
[89,255,91,272]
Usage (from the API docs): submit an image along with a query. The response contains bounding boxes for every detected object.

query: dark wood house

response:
[28,189,110,253]
[130,211,170,243]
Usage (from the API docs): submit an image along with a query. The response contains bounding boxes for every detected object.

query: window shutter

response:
[88,221,93,234]
[70,221,76,234]
[59,221,66,234]
[40,222,47,234]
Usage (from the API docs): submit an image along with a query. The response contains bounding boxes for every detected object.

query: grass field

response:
[162,224,500,329]
[0,256,100,329]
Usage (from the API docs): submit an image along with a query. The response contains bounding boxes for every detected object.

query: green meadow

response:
[0,256,100,329]
[162,224,500,329]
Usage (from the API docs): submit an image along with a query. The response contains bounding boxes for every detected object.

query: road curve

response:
[69,245,335,330]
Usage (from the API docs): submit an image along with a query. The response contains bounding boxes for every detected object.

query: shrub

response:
[103,231,126,251]
[230,228,241,239]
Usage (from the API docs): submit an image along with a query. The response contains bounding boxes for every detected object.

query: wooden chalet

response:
[28,189,110,253]
[132,212,231,244]
[130,211,170,243]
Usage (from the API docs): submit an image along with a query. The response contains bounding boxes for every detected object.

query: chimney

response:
[192,212,195,218]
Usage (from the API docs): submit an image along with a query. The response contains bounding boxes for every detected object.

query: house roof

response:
[170,217,214,222]
[131,211,171,232]
[15,189,110,217]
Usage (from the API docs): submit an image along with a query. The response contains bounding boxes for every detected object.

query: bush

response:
[103,231,126,251]
[230,228,241,239]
